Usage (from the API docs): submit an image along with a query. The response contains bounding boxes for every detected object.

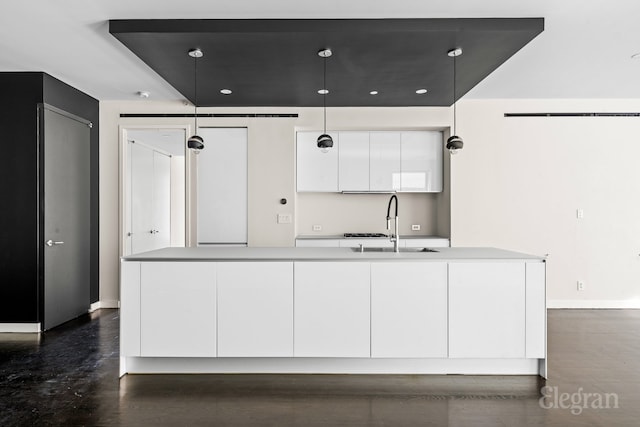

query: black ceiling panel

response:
[109,18,544,107]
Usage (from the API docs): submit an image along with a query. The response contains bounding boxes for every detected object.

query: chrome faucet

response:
[386,195,400,252]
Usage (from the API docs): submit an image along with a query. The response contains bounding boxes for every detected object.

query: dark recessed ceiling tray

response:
[109,18,544,107]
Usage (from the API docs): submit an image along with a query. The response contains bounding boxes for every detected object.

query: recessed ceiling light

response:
[318,89,329,95]
[416,89,428,94]
[220,89,232,95]
[370,90,379,95]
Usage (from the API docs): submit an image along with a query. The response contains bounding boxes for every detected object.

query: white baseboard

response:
[0,323,41,333]
[88,300,120,312]
[548,299,640,309]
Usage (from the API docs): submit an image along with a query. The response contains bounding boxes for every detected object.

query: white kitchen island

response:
[120,247,547,377]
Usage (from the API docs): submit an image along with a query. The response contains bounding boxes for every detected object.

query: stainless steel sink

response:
[350,247,439,253]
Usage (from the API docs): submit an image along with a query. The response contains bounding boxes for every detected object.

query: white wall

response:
[452,99,640,307]
[100,99,640,308]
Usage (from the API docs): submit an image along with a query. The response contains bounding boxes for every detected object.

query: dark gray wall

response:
[0,72,99,324]
[0,73,43,322]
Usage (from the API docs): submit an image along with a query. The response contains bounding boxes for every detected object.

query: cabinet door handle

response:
[46,240,64,247]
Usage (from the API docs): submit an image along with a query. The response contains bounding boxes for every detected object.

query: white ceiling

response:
[2,0,639,102]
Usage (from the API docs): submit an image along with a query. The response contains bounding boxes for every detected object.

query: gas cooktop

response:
[343,233,388,238]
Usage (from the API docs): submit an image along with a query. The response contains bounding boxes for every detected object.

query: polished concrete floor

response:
[1,309,639,426]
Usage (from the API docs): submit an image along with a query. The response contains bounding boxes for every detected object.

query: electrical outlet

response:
[411,224,421,231]
[577,281,585,291]
[277,214,292,224]
[577,209,584,219]
[312,224,322,232]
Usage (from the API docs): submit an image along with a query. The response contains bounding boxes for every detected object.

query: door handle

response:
[46,240,64,247]
[149,230,160,234]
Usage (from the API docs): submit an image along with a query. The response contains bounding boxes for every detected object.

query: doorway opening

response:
[121,127,187,255]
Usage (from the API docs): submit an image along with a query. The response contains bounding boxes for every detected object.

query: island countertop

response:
[122,246,545,262]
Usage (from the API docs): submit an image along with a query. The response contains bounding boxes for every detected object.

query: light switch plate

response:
[277,214,292,224]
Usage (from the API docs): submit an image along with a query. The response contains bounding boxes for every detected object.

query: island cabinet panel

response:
[525,262,546,358]
[140,262,217,357]
[448,262,526,358]
[217,262,294,357]
[371,262,448,358]
[120,261,141,357]
[294,262,370,357]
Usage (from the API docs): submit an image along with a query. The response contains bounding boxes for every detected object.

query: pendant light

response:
[187,48,205,153]
[317,48,333,153]
[446,47,464,155]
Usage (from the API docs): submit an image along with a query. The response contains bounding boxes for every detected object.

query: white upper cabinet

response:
[297,130,443,193]
[338,132,370,191]
[369,132,401,192]
[297,131,443,193]
[400,131,443,192]
[296,131,339,192]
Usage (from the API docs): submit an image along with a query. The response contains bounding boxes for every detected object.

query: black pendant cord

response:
[323,57,327,134]
[453,54,457,136]
[194,54,198,132]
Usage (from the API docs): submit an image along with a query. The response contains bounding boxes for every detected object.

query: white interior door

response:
[130,142,172,254]
[152,151,171,248]
[131,142,155,254]
[197,128,248,245]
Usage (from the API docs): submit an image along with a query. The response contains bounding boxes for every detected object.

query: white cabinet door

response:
[403,238,450,248]
[295,239,341,247]
[369,132,401,191]
[294,262,370,357]
[339,239,394,248]
[197,127,248,245]
[140,262,216,357]
[120,261,141,357]
[371,262,448,358]
[297,131,339,192]
[400,131,443,192]
[338,131,370,191]
[448,262,526,358]
[217,262,294,357]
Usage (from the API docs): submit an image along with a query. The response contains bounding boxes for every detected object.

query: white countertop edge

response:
[296,235,450,240]
[122,247,545,262]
